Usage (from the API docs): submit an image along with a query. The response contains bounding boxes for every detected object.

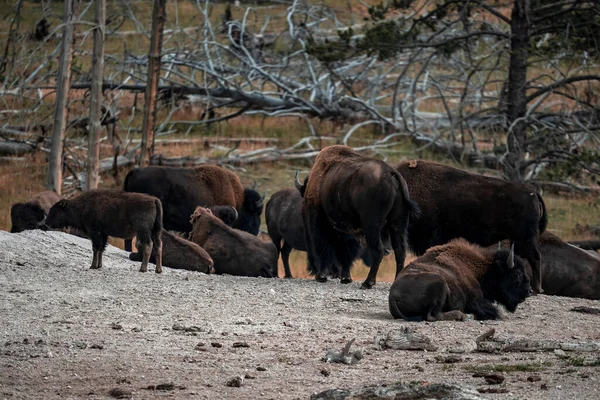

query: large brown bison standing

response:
[396,160,547,294]
[46,189,163,273]
[266,187,392,278]
[302,145,419,289]
[10,191,62,233]
[189,207,278,278]
[389,239,532,321]
[123,165,265,250]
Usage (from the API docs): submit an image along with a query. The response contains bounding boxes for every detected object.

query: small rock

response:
[74,341,87,349]
[233,342,250,348]
[211,342,222,348]
[527,375,542,382]
[131,327,142,333]
[259,330,266,334]
[172,324,186,331]
[116,378,131,384]
[484,374,505,385]
[541,383,548,390]
[256,366,267,372]
[320,368,330,377]
[554,349,568,359]
[221,331,229,336]
[23,338,30,345]
[35,339,45,346]
[90,344,104,350]
[435,355,462,364]
[195,342,205,349]
[226,376,243,387]
[478,388,509,394]
[108,387,132,398]
[111,323,123,330]
[244,374,256,379]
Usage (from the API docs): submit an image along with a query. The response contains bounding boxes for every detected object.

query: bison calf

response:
[389,239,531,321]
[11,191,62,233]
[129,229,214,273]
[189,207,278,278]
[46,189,163,273]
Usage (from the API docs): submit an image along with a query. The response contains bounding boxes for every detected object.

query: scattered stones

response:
[211,342,222,348]
[527,375,542,382]
[256,366,266,372]
[232,342,250,348]
[108,387,132,398]
[320,368,331,377]
[226,376,244,387]
[435,355,462,364]
[484,374,505,385]
[111,323,123,330]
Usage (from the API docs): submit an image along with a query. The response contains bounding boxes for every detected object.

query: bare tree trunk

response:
[139,0,167,167]
[86,0,106,190]
[46,0,76,194]
[504,0,531,181]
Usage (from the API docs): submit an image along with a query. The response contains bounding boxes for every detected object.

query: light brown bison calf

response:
[389,238,532,321]
[129,229,214,273]
[10,191,62,233]
[189,207,278,277]
[46,189,163,273]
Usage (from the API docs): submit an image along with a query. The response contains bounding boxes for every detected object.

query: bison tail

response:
[154,198,164,234]
[537,193,548,234]
[407,198,422,222]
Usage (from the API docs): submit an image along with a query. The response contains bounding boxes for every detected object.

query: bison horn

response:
[508,243,515,269]
[231,206,239,221]
[252,180,258,190]
[256,191,266,208]
[294,170,303,191]
[498,242,501,251]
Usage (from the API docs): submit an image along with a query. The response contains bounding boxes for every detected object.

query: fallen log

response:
[311,382,486,400]
[0,141,37,156]
[476,331,600,353]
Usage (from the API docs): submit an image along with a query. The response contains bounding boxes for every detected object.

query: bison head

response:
[46,199,73,230]
[488,244,531,313]
[237,188,266,235]
[10,203,47,233]
[209,205,238,227]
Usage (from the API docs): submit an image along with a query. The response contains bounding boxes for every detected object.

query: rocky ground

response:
[0,230,599,400]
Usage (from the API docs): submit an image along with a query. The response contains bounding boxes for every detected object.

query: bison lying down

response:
[46,189,163,273]
[129,230,214,273]
[11,191,62,233]
[389,239,531,321]
[397,160,547,294]
[189,207,278,278]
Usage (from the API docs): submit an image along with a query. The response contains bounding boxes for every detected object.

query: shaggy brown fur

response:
[189,207,278,278]
[396,159,547,294]
[129,230,214,273]
[10,191,62,233]
[302,145,419,289]
[46,189,163,273]
[389,238,531,321]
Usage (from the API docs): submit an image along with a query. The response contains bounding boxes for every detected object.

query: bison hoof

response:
[360,281,374,289]
[341,278,353,284]
[315,276,328,283]
[284,275,293,279]
[89,265,101,270]
[155,268,162,274]
[139,268,148,273]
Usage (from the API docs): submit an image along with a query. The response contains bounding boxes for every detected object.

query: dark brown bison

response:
[10,191,62,233]
[302,145,419,289]
[567,239,600,251]
[389,239,532,321]
[129,229,214,274]
[523,232,600,300]
[396,160,547,294]
[46,189,163,273]
[189,207,278,278]
[266,187,392,279]
[123,165,265,250]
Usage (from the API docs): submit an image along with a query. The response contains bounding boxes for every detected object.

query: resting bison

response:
[266,187,391,278]
[189,207,278,278]
[10,191,61,233]
[525,232,600,300]
[129,230,214,273]
[46,189,163,273]
[389,239,532,321]
[396,160,547,294]
[123,165,265,250]
[302,145,419,289]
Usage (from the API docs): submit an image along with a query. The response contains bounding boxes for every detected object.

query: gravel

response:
[1,230,599,399]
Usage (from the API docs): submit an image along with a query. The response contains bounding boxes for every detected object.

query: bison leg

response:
[281,241,294,279]
[152,229,163,274]
[516,240,543,294]
[137,232,152,273]
[427,310,467,322]
[124,238,133,252]
[302,207,336,282]
[335,235,360,284]
[360,225,386,289]
[89,232,108,269]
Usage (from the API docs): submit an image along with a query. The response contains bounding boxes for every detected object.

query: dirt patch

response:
[1,230,599,399]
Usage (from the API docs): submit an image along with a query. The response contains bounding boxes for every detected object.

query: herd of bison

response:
[8,145,600,322]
